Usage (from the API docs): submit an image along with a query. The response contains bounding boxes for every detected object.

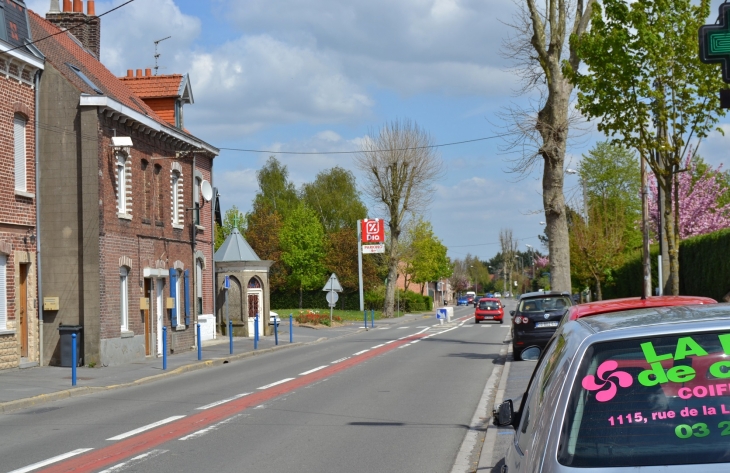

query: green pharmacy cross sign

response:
[700,3,730,83]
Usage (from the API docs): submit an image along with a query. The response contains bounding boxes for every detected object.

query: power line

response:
[218,133,511,155]
[447,235,542,248]
[6,0,136,55]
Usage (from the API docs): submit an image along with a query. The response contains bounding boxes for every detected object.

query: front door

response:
[248,290,262,335]
[19,263,28,358]
[156,279,164,356]
[144,278,152,356]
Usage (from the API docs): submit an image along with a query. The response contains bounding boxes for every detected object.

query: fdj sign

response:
[361,218,385,243]
[700,3,730,83]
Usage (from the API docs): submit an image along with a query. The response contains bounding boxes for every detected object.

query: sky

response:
[25,0,730,262]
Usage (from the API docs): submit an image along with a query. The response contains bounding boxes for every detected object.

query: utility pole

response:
[641,155,652,299]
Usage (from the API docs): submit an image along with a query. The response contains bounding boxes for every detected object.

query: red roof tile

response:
[119,74,183,99]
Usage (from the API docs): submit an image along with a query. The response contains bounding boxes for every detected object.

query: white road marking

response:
[331,357,349,364]
[397,327,409,329]
[371,344,385,349]
[411,340,420,344]
[8,449,94,473]
[97,450,167,472]
[197,392,251,410]
[107,416,185,441]
[257,378,295,390]
[353,349,370,355]
[299,365,328,376]
[416,326,429,328]
[384,340,396,344]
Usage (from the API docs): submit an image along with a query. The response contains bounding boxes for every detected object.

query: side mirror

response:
[493,399,514,427]
[510,310,515,316]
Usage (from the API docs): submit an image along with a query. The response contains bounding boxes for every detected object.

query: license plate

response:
[535,321,559,328]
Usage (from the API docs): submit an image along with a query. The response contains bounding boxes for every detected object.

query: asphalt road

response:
[1,305,511,473]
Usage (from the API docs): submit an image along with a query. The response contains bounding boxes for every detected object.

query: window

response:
[196,259,203,315]
[116,153,127,214]
[0,8,8,43]
[141,160,150,222]
[194,177,201,225]
[14,115,26,192]
[171,171,181,225]
[120,266,129,331]
[0,255,6,330]
[175,271,182,326]
[154,164,163,224]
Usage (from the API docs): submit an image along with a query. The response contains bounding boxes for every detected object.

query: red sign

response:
[361,219,385,243]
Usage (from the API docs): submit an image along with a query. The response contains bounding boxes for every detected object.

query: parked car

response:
[475,298,504,324]
[486,292,494,298]
[466,294,475,305]
[511,291,572,361]
[494,292,502,298]
[457,296,469,306]
[494,303,730,472]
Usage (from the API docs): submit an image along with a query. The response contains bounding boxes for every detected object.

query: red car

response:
[475,298,504,324]
[563,295,717,324]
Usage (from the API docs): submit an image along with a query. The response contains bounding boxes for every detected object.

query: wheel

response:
[475,319,480,324]
[499,319,504,324]
[513,344,522,361]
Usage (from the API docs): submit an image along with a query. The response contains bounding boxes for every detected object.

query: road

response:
[1,304,515,473]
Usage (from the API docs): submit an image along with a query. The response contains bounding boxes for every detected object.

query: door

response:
[19,264,28,358]
[144,278,152,356]
[248,290,262,335]
[156,279,164,356]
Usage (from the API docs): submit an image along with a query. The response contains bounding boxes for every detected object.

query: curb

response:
[0,337,330,414]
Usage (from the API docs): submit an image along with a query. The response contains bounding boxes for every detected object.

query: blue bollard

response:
[197,323,202,360]
[71,333,77,386]
[254,315,259,350]
[364,310,367,328]
[289,313,293,343]
[274,317,279,345]
[162,326,167,370]
[371,309,374,328]
[228,320,233,354]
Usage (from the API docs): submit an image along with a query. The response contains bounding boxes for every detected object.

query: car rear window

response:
[559,331,730,467]
[519,296,570,313]
[479,301,500,310]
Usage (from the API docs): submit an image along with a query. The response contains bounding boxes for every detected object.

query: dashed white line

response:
[97,450,167,472]
[197,392,251,410]
[299,365,328,376]
[8,449,94,473]
[107,416,185,441]
[416,326,429,328]
[411,340,420,344]
[257,378,295,390]
[397,327,409,329]
[353,349,370,356]
[384,340,396,345]
[377,327,389,330]
[179,416,242,441]
[331,357,349,364]
[371,344,385,349]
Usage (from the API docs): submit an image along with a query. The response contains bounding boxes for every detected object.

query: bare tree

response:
[499,0,597,292]
[500,229,519,293]
[355,120,443,317]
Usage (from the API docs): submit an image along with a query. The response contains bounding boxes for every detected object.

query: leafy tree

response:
[243,206,288,291]
[324,227,381,293]
[648,155,730,239]
[280,203,327,308]
[301,167,367,233]
[215,206,245,251]
[251,156,299,218]
[567,0,726,294]
[408,218,451,294]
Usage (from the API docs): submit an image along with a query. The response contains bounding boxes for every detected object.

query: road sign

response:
[362,243,385,254]
[224,275,230,290]
[361,218,385,243]
[322,273,343,292]
[326,291,339,307]
[436,309,446,319]
[700,3,730,83]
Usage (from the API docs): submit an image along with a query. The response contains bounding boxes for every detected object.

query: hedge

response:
[271,287,433,313]
[601,228,730,301]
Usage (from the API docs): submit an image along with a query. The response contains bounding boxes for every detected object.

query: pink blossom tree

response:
[648,155,730,240]
[534,255,550,268]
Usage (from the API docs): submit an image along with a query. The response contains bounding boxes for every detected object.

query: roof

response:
[577,303,730,334]
[567,295,717,321]
[119,74,193,103]
[519,291,571,300]
[214,228,260,262]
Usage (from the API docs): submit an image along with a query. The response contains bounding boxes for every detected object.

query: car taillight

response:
[521,316,529,324]
[514,317,521,324]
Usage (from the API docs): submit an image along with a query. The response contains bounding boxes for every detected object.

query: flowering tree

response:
[648,156,730,240]
[535,256,550,269]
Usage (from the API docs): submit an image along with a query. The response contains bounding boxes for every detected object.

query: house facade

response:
[0,0,44,370]
[29,1,218,367]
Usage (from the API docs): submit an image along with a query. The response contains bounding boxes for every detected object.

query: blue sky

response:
[26,0,730,261]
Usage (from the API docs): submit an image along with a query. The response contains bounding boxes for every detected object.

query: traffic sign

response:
[361,218,385,243]
[224,275,230,290]
[322,273,343,292]
[436,309,446,319]
[700,3,730,83]
[326,291,339,307]
[362,243,385,254]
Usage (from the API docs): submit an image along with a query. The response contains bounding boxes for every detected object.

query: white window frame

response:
[14,116,27,192]
[117,153,127,214]
[0,255,7,331]
[175,269,183,328]
[120,266,129,331]
[196,259,203,314]
[171,172,180,225]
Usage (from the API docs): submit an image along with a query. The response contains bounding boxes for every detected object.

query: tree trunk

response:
[384,229,399,318]
[595,277,602,301]
[299,284,303,309]
[661,173,680,295]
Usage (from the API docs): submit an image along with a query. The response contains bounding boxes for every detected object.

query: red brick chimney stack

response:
[47,0,101,59]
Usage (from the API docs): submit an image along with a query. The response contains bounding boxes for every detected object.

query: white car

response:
[268,311,280,326]
[494,292,502,298]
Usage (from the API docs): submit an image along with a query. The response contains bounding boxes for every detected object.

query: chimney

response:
[46,0,101,59]
[136,69,143,78]
[145,68,152,76]
[87,0,95,16]
[126,69,133,77]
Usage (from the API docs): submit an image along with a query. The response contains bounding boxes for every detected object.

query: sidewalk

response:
[0,311,433,414]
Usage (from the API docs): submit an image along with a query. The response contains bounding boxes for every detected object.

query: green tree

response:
[280,203,327,308]
[214,206,245,251]
[566,0,726,294]
[251,156,299,218]
[301,167,367,233]
[406,218,451,294]
[244,206,288,291]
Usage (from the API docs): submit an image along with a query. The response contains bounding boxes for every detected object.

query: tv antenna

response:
[153,36,171,76]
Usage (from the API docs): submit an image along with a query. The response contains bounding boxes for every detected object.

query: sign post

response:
[323,273,343,326]
[358,218,385,313]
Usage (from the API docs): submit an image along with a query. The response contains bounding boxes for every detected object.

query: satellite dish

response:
[200,180,213,202]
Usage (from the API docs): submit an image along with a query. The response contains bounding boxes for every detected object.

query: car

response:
[511,291,572,361]
[486,292,494,298]
[466,294,475,305]
[494,303,730,473]
[474,297,504,324]
[561,295,717,325]
[494,292,502,298]
[457,296,469,306]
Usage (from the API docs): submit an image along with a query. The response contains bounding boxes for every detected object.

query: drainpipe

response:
[192,152,196,349]
[34,69,44,366]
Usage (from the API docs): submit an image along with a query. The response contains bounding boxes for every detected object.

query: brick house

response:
[0,0,44,370]
[29,0,218,367]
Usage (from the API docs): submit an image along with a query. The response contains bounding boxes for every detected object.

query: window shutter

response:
[184,269,190,326]
[14,117,26,192]
[169,268,177,328]
[0,255,6,330]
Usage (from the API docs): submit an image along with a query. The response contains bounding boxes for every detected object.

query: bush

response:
[294,309,342,326]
